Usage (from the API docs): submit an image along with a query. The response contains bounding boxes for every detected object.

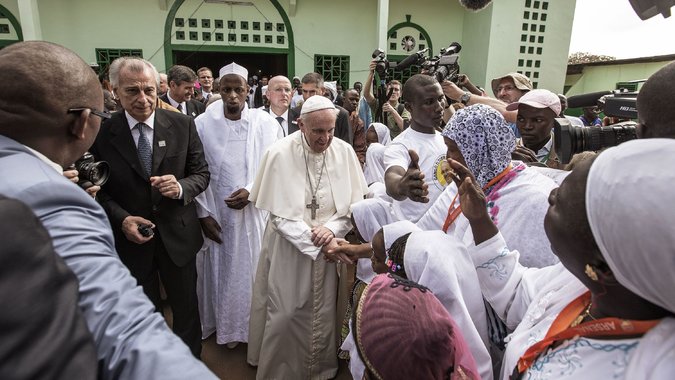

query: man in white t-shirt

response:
[383,75,448,222]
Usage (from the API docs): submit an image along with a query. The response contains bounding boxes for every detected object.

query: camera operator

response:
[506,89,564,169]
[442,72,533,137]
[364,60,411,138]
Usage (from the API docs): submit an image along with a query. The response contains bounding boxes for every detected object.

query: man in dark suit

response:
[263,75,300,136]
[91,57,210,357]
[160,64,206,118]
[0,41,215,378]
[292,72,353,144]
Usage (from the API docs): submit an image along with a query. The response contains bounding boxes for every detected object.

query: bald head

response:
[637,61,675,139]
[0,41,103,165]
[266,75,292,115]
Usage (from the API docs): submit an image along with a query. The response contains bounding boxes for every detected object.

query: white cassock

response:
[194,101,283,344]
[247,131,369,380]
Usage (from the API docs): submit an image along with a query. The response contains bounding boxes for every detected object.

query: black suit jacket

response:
[264,106,300,136]
[90,109,210,268]
[292,103,353,144]
[159,93,205,118]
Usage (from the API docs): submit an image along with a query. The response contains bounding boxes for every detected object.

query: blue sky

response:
[569,0,675,59]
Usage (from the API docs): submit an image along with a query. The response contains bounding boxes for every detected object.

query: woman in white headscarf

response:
[340,220,422,380]
[448,138,675,380]
[363,123,392,185]
[432,104,558,269]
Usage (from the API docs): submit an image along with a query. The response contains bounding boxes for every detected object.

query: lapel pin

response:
[191,112,196,117]
[158,140,166,147]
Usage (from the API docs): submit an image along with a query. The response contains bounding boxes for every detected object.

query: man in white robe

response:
[195,62,283,346]
[247,95,369,379]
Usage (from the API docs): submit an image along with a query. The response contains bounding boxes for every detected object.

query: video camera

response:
[420,42,462,83]
[555,90,639,164]
[371,48,429,81]
[370,48,429,123]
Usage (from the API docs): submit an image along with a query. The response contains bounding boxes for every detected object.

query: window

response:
[95,48,143,75]
[201,19,210,28]
[314,54,350,90]
[203,32,211,41]
[616,82,639,91]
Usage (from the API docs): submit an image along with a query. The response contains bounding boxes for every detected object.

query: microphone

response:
[394,48,429,71]
[567,91,613,109]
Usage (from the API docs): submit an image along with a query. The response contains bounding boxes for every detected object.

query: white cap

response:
[219,62,248,80]
[300,95,337,116]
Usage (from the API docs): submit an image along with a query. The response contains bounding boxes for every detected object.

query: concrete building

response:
[0,0,576,93]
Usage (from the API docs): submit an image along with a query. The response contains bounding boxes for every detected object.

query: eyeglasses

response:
[68,107,112,120]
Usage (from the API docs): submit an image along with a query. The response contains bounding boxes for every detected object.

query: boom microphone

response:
[567,91,613,109]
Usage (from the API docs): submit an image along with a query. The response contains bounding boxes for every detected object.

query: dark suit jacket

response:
[292,103,353,144]
[264,106,300,136]
[160,93,205,118]
[0,195,97,379]
[90,109,210,268]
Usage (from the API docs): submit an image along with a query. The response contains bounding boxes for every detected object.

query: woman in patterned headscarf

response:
[435,104,558,269]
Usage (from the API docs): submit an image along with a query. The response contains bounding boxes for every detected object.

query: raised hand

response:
[447,158,498,244]
[447,158,487,222]
[401,149,429,203]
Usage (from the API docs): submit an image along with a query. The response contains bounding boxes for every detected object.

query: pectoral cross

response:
[306,196,319,220]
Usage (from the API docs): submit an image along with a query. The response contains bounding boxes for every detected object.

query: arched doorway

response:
[163,0,294,79]
[0,4,23,49]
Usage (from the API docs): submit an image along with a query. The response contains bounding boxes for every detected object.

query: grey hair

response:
[109,57,161,88]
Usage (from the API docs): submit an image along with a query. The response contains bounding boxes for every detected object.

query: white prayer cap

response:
[324,81,338,101]
[219,62,248,80]
[383,220,421,251]
[586,138,675,313]
[300,95,336,116]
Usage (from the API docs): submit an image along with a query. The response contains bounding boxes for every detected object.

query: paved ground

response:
[200,336,353,379]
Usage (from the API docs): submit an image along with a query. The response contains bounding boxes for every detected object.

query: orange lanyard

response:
[442,164,512,233]
[515,291,660,375]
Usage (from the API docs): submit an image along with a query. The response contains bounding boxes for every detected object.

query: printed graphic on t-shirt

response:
[432,154,448,190]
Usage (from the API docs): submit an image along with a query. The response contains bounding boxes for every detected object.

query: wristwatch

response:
[460,91,471,105]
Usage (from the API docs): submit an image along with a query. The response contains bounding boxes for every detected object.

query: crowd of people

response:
[1,39,674,380]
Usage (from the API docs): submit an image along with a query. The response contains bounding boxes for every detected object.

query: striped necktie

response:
[134,123,152,178]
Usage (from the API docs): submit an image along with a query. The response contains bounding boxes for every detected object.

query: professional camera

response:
[370,48,429,123]
[420,42,462,83]
[371,49,392,78]
[74,152,110,188]
[554,118,638,164]
[556,90,639,164]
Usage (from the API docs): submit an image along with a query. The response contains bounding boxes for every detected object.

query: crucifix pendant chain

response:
[303,143,327,220]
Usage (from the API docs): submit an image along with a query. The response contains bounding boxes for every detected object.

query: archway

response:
[163,0,294,78]
[0,4,23,49]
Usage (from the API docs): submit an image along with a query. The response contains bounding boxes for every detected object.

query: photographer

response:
[364,60,411,138]
[63,169,100,198]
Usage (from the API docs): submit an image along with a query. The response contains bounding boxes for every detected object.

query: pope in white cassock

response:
[195,62,283,347]
[247,95,369,379]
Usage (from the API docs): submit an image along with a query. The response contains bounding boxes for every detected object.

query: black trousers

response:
[126,232,202,358]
